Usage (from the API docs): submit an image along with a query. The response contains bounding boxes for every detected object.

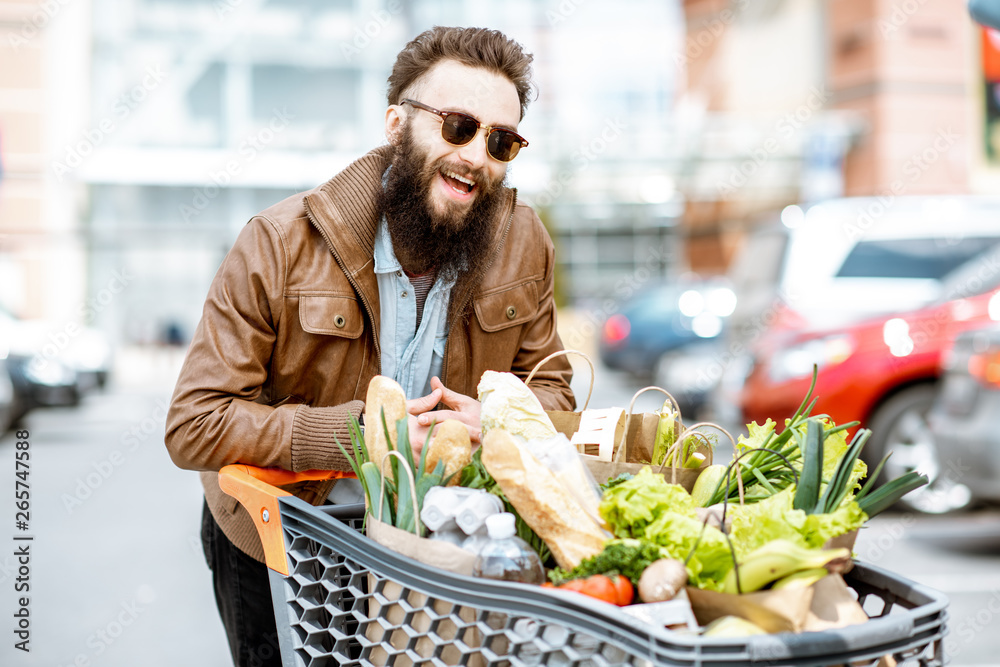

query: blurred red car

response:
[740,265,1000,514]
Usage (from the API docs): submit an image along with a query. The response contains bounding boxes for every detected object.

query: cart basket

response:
[219,465,948,667]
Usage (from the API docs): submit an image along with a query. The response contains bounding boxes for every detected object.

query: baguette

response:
[481,429,606,570]
[364,376,408,472]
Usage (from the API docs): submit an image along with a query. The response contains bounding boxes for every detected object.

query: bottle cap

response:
[485,512,516,540]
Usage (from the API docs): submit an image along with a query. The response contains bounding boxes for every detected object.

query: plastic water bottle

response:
[471,513,545,585]
[460,527,490,556]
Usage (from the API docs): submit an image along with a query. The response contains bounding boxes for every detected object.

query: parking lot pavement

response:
[0,388,231,667]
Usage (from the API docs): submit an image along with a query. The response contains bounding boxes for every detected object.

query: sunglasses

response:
[401,98,528,163]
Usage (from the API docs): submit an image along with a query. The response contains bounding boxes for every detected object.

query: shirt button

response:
[396,271,402,277]
[402,291,408,298]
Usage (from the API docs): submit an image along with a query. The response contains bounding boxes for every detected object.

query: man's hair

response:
[387,26,535,120]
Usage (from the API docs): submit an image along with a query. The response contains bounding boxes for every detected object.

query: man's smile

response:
[439,168,477,199]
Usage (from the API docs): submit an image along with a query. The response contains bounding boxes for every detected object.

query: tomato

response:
[546,575,633,606]
[610,575,634,606]
[578,575,618,604]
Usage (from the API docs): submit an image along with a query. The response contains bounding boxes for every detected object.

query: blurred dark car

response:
[930,325,1000,505]
[6,353,80,419]
[0,357,17,432]
[0,303,111,403]
[599,279,735,414]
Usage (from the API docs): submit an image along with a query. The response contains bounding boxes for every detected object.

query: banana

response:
[722,540,849,594]
[769,567,829,590]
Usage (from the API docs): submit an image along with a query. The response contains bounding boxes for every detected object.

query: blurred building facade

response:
[1,0,686,351]
[11,0,990,352]
[0,0,90,321]
[677,0,984,272]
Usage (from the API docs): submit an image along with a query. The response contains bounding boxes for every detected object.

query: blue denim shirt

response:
[373,217,457,399]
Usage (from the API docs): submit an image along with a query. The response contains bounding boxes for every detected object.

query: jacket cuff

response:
[290,401,365,471]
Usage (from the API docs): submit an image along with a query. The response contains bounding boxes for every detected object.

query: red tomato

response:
[611,575,634,606]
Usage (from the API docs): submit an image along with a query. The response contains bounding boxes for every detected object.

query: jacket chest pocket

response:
[473,280,538,332]
[298,295,365,338]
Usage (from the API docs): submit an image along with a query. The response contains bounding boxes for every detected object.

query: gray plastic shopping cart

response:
[218,464,948,667]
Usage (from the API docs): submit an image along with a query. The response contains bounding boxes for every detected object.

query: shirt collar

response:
[373,215,401,275]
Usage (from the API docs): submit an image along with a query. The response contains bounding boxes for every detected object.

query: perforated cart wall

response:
[270,497,947,667]
[217,465,947,667]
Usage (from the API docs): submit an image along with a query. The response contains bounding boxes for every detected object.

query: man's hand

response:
[413,376,483,446]
[405,386,443,455]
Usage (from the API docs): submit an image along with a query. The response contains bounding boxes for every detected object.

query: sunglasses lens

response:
[487,130,523,162]
[441,113,479,146]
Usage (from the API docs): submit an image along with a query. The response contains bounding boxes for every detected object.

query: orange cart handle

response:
[218,464,356,575]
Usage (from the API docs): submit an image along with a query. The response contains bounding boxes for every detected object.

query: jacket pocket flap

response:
[299,295,364,338]
[474,281,538,332]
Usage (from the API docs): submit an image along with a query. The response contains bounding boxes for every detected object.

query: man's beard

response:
[378,124,507,279]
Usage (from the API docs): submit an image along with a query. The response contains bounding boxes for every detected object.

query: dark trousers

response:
[201,501,283,667]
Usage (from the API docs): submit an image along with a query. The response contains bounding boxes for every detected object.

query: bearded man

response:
[165,26,574,667]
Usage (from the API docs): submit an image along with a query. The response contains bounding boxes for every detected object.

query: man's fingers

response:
[407,387,443,414]
[418,410,482,443]
[430,376,469,408]
[417,409,463,426]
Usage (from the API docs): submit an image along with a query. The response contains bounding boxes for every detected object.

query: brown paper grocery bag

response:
[547,388,714,492]
[686,585,817,634]
[822,529,858,574]
[801,574,869,632]
[364,517,486,666]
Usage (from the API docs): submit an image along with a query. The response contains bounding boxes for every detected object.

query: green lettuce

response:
[599,466,697,535]
[728,486,866,556]
[598,466,733,590]
[735,419,777,455]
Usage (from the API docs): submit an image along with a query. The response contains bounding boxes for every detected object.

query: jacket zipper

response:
[304,201,382,372]
[441,189,518,387]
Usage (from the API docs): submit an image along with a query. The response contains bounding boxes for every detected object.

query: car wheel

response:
[865,383,972,514]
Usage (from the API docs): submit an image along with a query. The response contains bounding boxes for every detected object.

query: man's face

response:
[385,60,522,228]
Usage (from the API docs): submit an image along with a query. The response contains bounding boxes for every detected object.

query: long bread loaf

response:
[481,429,606,569]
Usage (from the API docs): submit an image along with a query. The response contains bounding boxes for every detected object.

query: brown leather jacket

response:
[165,146,575,561]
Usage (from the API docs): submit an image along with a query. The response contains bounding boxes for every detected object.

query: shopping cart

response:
[219,464,949,667]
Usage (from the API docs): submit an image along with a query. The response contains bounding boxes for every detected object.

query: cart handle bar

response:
[218,464,356,575]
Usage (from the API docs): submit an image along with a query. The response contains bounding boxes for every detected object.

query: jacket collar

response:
[303,145,516,299]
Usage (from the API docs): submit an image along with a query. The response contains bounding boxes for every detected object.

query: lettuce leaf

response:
[802,500,867,547]
[599,466,697,537]
[728,486,867,555]
[598,466,733,590]
[735,419,777,455]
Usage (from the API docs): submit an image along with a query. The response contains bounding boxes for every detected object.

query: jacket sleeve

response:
[511,208,577,412]
[164,216,360,473]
